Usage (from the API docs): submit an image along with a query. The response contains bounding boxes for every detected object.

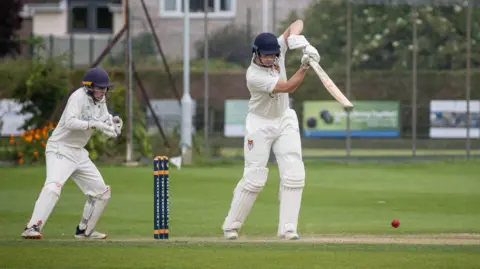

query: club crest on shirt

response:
[247,139,254,150]
[269,65,280,77]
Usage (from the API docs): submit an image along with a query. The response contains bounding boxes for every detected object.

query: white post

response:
[204,0,209,158]
[262,0,269,32]
[181,0,193,164]
[126,0,133,163]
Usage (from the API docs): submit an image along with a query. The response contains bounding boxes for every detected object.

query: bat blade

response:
[309,60,353,110]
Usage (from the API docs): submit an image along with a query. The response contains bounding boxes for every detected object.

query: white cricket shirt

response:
[47,87,110,149]
[246,34,289,119]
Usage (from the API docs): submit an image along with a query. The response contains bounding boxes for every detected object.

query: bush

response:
[4,48,69,129]
[0,122,55,165]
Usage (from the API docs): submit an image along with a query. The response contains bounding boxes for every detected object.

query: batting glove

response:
[300,54,311,69]
[302,45,321,63]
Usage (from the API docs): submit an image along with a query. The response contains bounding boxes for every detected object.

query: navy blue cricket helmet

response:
[82,67,114,102]
[252,32,280,56]
[82,67,114,88]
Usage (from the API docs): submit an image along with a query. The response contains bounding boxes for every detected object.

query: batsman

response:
[222,20,320,240]
[21,67,123,240]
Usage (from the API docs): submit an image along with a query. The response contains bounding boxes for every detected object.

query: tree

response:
[280,0,480,71]
[0,0,24,58]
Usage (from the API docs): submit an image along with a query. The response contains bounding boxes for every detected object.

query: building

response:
[21,0,124,66]
[21,0,311,65]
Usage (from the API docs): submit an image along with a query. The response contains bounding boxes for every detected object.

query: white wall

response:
[33,12,68,35]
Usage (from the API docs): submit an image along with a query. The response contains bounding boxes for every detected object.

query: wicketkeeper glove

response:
[112,116,123,135]
[89,120,117,138]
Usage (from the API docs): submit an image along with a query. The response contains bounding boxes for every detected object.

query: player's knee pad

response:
[43,182,62,197]
[281,160,305,189]
[238,167,269,193]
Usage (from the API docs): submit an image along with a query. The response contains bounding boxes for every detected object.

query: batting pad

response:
[222,167,268,231]
[278,160,305,236]
[27,182,62,229]
[81,186,111,236]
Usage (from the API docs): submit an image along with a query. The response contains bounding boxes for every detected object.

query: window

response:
[182,0,214,13]
[96,7,113,30]
[160,0,235,18]
[72,7,88,30]
[70,5,113,33]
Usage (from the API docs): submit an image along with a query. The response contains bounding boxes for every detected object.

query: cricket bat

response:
[309,60,354,111]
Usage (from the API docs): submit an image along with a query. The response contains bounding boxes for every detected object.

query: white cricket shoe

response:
[74,225,107,239]
[283,231,300,240]
[21,225,42,239]
[224,229,238,240]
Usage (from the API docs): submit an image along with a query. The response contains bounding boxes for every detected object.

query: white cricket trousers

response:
[26,142,109,229]
[44,142,108,196]
[222,108,305,235]
[244,108,303,170]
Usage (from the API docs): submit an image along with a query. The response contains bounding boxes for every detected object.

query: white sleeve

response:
[247,73,279,93]
[277,35,288,56]
[100,103,111,119]
[64,94,89,130]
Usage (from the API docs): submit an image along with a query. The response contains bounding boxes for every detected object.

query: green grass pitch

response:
[1,160,480,268]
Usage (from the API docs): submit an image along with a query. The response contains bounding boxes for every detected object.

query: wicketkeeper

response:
[222,20,320,240]
[21,67,123,240]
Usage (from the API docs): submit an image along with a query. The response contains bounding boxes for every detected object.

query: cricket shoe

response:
[279,223,300,240]
[21,225,42,239]
[74,225,107,239]
[224,229,239,240]
[283,231,300,240]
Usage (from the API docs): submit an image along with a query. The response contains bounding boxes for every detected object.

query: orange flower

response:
[9,139,14,145]
[34,133,41,140]
[24,136,33,143]
[18,158,24,164]
[17,152,23,157]
[33,152,39,157]
[41,141,46,148]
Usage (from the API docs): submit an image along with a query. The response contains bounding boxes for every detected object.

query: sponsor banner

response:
[429,100,480,138]
[224,100,249,137]
[303,101,400,138]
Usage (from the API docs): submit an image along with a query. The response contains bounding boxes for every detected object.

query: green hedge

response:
[3,65,478,150]
[68,67,479,138]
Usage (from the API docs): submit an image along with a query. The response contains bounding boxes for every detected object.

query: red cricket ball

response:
[391,219,400,228]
